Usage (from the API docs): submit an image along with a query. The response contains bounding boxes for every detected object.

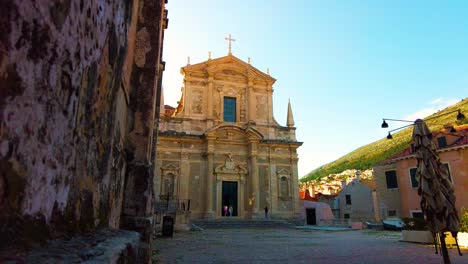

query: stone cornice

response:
[260,140,303,147]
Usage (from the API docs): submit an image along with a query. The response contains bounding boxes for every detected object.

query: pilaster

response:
[207,75,214,119]
[249,139,260,215]
[290,151,300,217]
[180,152,190,200]
[247,78,254,122]
[205,137,215,217]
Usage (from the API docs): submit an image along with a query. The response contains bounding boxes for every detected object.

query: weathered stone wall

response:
[0,1,167,258]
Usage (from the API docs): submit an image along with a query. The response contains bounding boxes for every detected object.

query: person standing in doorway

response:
[223,205,228,217]
[228,205,233,217]
[264,206,269,219]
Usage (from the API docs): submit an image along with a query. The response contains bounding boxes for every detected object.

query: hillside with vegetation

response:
[300,98,468,182]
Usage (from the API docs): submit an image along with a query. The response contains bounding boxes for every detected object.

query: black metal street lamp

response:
[380,109,465,264]
[382,109,466,140]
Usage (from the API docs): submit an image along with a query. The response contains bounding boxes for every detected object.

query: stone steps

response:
[191,219,296,229]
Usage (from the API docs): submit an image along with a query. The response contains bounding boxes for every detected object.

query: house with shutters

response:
[373,124,468,220]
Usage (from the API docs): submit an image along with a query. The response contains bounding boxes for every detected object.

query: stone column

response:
[205,138,215,218]
[249,140,259,216]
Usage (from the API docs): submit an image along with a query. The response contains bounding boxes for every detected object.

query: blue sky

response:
[162,1,468,177]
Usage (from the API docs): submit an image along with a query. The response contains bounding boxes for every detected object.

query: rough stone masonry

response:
[0,0,167,262]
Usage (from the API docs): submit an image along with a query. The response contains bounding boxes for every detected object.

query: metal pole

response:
[439,232,451,264]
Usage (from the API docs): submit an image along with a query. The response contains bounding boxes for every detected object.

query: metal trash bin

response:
[162,216,174,237]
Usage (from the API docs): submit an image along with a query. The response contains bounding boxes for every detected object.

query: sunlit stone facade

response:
[156,54,302,219]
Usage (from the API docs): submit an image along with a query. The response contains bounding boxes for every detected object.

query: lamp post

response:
[381,109,465,264]
[382,109,465,138]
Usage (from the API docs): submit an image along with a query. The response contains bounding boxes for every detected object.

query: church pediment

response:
[181,55,276,84]
[204,124,263,140]
[161,163,180,173]
[276,168,291,175]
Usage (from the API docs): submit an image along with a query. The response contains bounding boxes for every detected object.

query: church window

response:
[162,173,175,196]
[223,97,236,122]
[280,176,289,198]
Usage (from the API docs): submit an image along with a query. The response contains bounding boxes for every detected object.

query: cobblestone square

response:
[154,228,468,264]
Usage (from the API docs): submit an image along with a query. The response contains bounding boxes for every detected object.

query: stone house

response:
[336,177,377,222]
[156,53,302,221]
[374,125,468,220]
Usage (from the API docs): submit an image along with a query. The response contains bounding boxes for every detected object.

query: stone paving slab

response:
[154,228,468,264]
[295,226,355,231]
[24,229,140,263]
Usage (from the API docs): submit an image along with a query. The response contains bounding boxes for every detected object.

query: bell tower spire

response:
[287,99,295,127]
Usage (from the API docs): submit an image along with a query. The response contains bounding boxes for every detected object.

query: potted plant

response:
[401,217,433,243]
[458,207,468,247]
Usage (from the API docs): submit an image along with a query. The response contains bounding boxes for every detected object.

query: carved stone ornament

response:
[215,153,248,174]
[161,163,180,175]
[276,168,291,176]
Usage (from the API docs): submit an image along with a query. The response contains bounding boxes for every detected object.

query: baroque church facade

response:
[156,52,302,220]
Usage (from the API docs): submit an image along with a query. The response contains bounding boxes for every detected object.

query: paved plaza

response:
[153,228,468,264]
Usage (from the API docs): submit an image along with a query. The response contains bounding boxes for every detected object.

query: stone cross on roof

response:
[225,34,236,55]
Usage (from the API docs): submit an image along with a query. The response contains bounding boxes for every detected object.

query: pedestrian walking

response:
[223,205,228,217]
[228,206,233,217]
[264,206,269,219]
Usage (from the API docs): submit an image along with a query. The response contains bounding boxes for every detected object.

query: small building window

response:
[344,213,350,219]
[388,210,397,217]
[385,170,398,189]
[409,168,419,188]
[345,194,352,205]
[442,163,452,183]
[223,97,236,122]
[437,136,447,148]
[411,211,424,219]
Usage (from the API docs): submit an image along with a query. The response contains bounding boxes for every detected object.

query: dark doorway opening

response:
[306,208,316,225]
[222,181,238,216]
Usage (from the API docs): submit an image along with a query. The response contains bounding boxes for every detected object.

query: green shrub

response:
[402,217,427,231]
[460,207,468,233]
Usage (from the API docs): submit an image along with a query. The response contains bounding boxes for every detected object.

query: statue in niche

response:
[224,153,235,170]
